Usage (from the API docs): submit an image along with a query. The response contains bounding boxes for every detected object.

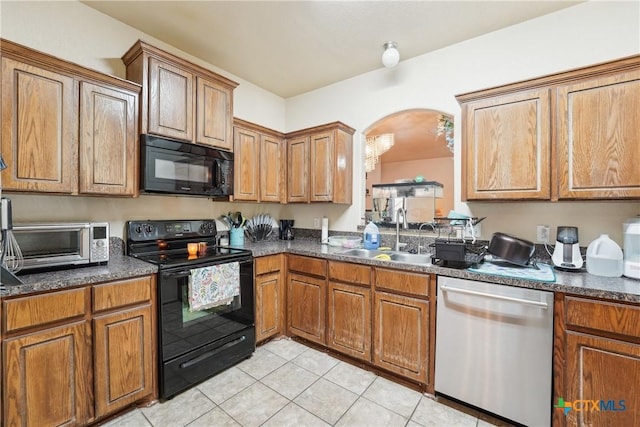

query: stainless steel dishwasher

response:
[435,276,553,427]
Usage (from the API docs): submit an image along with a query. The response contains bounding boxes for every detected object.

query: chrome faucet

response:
[395,207,408,251]
[418,222,436,254]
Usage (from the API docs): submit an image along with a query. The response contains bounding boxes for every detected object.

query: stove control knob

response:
[135,225,143,234]
[144,225,154,234]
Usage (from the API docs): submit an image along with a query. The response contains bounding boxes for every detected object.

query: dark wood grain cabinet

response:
[255,255,285,342]
[287,255,327,345]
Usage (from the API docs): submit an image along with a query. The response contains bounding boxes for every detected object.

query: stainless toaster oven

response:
[12,222,109,272]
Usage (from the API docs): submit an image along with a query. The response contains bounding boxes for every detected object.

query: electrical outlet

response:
[536,225,550,243]
[313,218,321,228]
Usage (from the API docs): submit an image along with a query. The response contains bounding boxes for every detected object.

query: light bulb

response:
[382,42,399,68]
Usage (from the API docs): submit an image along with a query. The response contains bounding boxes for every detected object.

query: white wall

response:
[285,1,640,245]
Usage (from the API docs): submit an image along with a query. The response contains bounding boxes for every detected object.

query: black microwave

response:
[141,135,233,197]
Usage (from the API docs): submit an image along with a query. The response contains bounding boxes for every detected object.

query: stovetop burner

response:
[126,219,252,268]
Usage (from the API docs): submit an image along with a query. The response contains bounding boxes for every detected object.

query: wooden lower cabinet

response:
[555,294,640,427]
[3,321,92,427]
[327,281,371,361]
[93,305,153,418]
[373,291,429,384]
[287,272,326,345]
[564,332,640,427]
[255,255,285,342]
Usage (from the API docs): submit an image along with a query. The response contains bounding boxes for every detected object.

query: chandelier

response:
[365,133,394,172]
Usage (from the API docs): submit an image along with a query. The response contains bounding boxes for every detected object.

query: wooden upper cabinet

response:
[79,81,138,196]
[233,125,260,201]
[233,119,285,202]
[457,54,640,201]
[286,122,354,204]
[122,40,238,151]
[197,76,233,150]
[1,56,78,193]
[461,89,551,200]
[1,39,141,197]
[556,68,640,199]
[148,57,193,141]
[287,135,310,203]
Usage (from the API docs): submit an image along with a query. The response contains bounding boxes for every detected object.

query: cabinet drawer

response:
[93,276,152,312]
[3,288,87,333]
[288,254,326,278]
[329,261,371,286]
[374,268,430,297]
[565,296,640,340]
[255,255,282,275]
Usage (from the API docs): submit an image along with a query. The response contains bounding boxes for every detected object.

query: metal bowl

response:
[487,232,535,267]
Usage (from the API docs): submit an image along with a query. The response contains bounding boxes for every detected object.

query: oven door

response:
[157,257,255,398]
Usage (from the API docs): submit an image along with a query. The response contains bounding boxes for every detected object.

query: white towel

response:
[188,262,240,311]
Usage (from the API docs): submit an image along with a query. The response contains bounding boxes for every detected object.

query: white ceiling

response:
[82,0,582,98]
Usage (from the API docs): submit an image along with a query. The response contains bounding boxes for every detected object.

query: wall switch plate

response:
[536,225,550,243]
[313,218,321,228]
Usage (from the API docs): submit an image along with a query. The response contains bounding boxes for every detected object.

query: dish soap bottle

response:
[363,221,380,250]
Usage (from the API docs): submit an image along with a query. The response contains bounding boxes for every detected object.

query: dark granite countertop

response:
[0,255,157,298]
[241,239,640,303]
[3,239,639,303]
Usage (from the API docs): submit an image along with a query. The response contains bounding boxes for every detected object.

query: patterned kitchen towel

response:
[188,262,240,311]
[468,262,556,283]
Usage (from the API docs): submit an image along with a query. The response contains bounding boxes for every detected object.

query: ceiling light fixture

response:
[381,41,400,68]
[365,133,395,172]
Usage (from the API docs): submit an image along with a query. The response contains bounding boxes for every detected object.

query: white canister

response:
[586,234,623,277]
[623,218,640,279]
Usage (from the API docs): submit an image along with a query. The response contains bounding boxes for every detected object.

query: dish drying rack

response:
[430,216,487,268]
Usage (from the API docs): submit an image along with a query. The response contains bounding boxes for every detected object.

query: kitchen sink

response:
[339,249,432,264]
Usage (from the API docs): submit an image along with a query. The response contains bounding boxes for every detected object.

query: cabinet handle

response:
[440,285,548,309]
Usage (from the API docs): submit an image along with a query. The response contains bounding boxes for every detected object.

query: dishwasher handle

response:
[440,284,549,309]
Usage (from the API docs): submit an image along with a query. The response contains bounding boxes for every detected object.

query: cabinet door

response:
[462,89,551,200]
[79,81,137,196]
[327,281,371,361]
[233,126,260,201]
[287,136,309,202]
[93,305,153,418]
[1,57,78,193]
[260,134,284,202]
[373,291,428,383]
[564,332,640,427]
[3,322,91,427]
[147,57,193,141]
[196,76,233,151]
[556,69,640,199]
[287,272,325,345]
[310,131,334,202]
[255,271,284,342]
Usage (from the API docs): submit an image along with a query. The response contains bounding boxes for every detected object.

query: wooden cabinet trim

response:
[92,276,152,313]
[565,296,640,341]
[3,288,88,333]
[328,261,371,286]
[374,268,430,297]
[287,254,326,278]
[285,121,355,139]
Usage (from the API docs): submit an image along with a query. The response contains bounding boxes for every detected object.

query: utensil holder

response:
[230,228,244,246]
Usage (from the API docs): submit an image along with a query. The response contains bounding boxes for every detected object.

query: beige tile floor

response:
[104,338,499,427]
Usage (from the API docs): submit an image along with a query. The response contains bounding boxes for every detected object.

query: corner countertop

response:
[0,255,157,297]
[3,240,638,303]
[243,239,640,303]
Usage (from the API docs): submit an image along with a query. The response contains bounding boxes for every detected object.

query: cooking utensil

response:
[487,232,535,267]
[1,198,23,273]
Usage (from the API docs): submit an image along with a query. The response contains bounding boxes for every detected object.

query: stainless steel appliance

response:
[435,276,554,427]
[126,219,254,399]
[12,222,109,272]
[551,226,583,270]
[279,219,294,240]
[141,134,233,197]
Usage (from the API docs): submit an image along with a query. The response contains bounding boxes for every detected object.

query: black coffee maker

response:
[279,219,294,240]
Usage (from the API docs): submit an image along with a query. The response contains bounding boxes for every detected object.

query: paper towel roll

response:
[321,217,329,243]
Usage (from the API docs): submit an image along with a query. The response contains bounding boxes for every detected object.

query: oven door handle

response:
[179,336,247,369]
[162,269,193,279]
